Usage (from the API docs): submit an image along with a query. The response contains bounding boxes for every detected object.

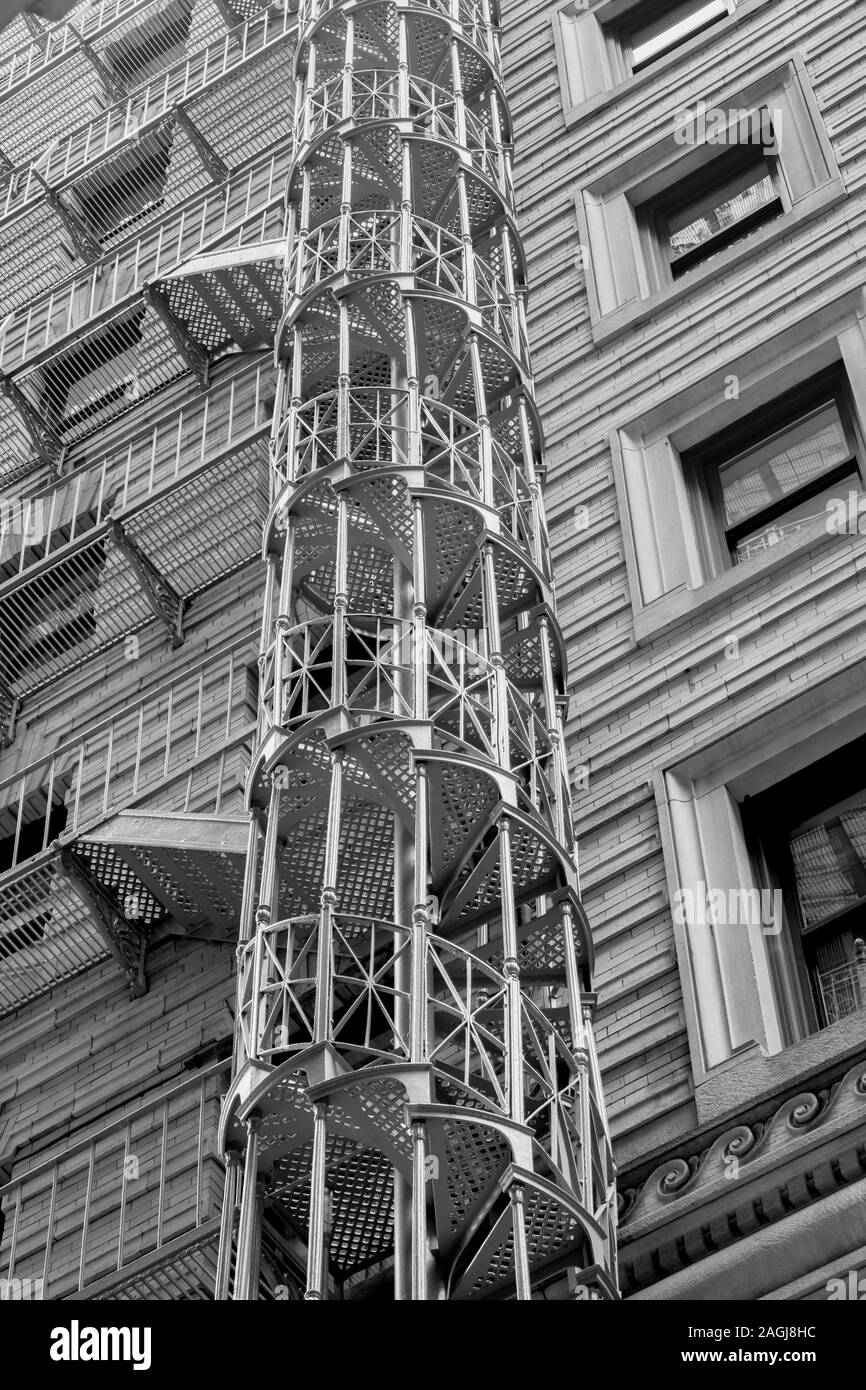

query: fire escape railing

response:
[0,1061,228,1299]
[0,0,295,228]
[0,635,256,873]
[0,356,272,578]
[0,637,257,1015]
[0,0,272,100]
[0,359,272,739]
[0,144,287,482]
[0,148,288,377]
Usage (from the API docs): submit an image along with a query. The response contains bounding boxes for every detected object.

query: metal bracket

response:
[58,849,148,998]
[19,13,45,38]
[210,0,244,28]
[110,519,186,646]
[174,109,229,183]
[0,679,18,749]
[144,283,209,389]
[31,171,103,262]
[0,371,64,473]
[76,34,127,103]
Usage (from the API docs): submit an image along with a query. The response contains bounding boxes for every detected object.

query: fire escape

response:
[218,0,618,1300]
[0,0,294,1299]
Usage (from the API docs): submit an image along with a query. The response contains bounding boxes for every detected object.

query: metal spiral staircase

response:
[217,0,618,1300]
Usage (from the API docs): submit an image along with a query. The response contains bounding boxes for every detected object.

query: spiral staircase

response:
[217,0,618,1301]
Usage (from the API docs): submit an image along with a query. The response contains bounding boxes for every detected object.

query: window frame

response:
[741,735,866,1036]
[620,0,731,76]
[642,137,785,285]
[551,0,762,123]
[607,292,866,645]
[656,663,866,1110]
[575,57,845,344]
[683,367,864,577]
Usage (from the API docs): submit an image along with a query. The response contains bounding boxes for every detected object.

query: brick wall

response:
[501,0,866,1163]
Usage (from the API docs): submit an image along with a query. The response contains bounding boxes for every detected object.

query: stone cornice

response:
[618,1060,866,1295]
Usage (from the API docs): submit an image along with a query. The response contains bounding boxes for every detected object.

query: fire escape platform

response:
[79,810,249,939]
[83,808,249,853]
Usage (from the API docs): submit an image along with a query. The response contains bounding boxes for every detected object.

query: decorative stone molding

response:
[617,1058,866,1295]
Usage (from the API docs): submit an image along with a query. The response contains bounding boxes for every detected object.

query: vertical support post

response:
[411,1119,429,1302]
[510,1182,532,1300]
[215,1150,242,1300]
[233,1118,263,1301]
[499,816,524,1126]
[305,1100,330,1299]
[393,540,415,1300]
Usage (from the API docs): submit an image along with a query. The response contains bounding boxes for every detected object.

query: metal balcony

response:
[816,953,866,1028]
[0,145,286,480]
[0,149,287,375]
[0,637,256,1014]
[0,356,272,722]
[0,0,274,100]
[0,0,295,231]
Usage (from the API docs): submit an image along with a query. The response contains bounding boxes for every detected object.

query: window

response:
[685,369,861,569]
[659,666,866,1095]
[40,307,147,443]
[552,0,753,117]
[610,301,866,638]
[622,0,729,73]
[0,543,107,690]
[575,58,844,342]
[0,793,69,878]
[650,142,782,280]
[743,735,866,1036]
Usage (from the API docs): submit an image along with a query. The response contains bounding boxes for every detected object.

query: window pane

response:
[720,401,851,530]
[732,475,857,563]
[789,799,866,927]
[669,166,776,264]
[630,0,728,68]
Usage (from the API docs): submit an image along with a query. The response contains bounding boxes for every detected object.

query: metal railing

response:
[0,638,256,878]
[258,616,566,837]
[302,71,511,197]
[0,1,295,223]
[0,148,288,374]
[0,0,255,98]
[273,387,535,542]
[236,913,609,1211]
[0,358,272,576]
[289,209,526,361]
[301,0,497,56]
[816,956,865,1027]
[0,1062,228,1298]
[0,0,149,96]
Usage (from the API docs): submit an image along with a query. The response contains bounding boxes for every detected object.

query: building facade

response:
[0,0,616,1301]
[506,0,866,1300]
[1,0,864,1306]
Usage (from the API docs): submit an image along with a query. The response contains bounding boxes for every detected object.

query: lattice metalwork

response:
[218,0,617,1301]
